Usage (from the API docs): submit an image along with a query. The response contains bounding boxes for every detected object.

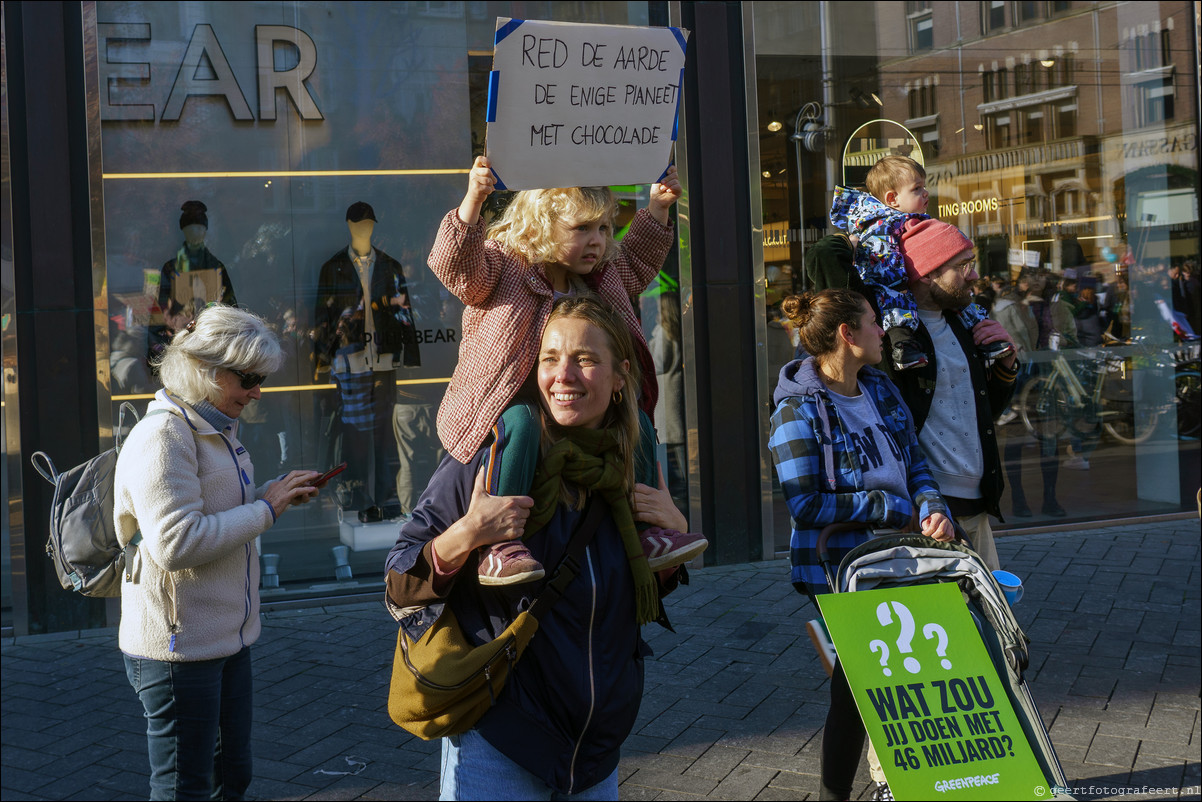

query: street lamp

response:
[789,102,828,289]
[791,102,826,153]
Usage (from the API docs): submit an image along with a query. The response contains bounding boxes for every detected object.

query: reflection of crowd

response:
[992,270,1075,518]
[981,254,1201,521]
[982,261,1192,352]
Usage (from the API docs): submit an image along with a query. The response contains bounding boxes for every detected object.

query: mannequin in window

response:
[148,201,237,366]
[314,202,420,522]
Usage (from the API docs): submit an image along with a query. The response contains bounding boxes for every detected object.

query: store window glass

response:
[92,1,671,599]
[751,1,1199,555]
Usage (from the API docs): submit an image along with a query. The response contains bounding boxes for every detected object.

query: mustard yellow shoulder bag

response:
[388,498,606,740]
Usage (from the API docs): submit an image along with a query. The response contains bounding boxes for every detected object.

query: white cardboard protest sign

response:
[485,18,688,190]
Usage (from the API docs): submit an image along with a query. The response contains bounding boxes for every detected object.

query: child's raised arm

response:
[431,156,504,306]
[647,164,682,227]
[458,155,496,226]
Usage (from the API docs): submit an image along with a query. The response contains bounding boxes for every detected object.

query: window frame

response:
[909,11,934,53]
[981,0,1007,34]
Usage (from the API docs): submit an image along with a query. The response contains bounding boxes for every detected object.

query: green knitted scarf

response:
[525,426,657,625]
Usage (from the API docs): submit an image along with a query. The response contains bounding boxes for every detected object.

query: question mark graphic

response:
[877,601,921,673]
[923,623,952,670]
[1000,734,1014,756]
[869,640,892,676]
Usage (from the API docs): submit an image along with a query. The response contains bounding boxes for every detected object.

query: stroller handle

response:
[816,519,974,589]
[816,522,869,568]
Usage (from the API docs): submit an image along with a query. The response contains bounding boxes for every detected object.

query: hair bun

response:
[790,289,869,358]
[781,294,813,327]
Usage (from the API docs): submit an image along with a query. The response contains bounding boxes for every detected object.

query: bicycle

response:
[1018,335,1200,445]
[1018,347,1114,446]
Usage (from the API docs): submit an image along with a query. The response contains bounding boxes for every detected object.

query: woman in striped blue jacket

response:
[768,289,952,801]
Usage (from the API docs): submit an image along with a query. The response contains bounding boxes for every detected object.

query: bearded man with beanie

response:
[883,219,1018,570]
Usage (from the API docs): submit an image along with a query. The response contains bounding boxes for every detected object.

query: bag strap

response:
[525,496,608,622]
[30,451,58,485]
[115,401,140,451]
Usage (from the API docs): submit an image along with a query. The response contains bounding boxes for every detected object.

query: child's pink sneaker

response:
[478,541,545,586]
[640,527,708,571]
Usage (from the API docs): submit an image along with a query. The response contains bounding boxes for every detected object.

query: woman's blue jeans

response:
[124,646,253,801]
[440,729,619,801]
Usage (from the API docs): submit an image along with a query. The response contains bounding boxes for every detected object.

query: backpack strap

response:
[122,408,182,557]
[30,451,58,485]
[115,401,139,451]
[115,401,154,452]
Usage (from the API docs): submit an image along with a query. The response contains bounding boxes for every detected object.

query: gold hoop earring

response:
[612,389,623,405]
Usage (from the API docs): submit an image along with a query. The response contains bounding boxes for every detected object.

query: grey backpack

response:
[31,403,157,597]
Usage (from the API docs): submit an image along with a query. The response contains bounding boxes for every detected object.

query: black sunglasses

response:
[229,368,266,390]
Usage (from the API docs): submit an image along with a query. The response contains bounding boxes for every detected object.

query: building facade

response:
[3,1,1198,634]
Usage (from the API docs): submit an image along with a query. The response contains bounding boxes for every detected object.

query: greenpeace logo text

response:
[934,772,1000,793]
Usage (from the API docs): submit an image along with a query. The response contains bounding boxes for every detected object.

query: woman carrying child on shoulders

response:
[387,297,696,800]
[427,156,705,589]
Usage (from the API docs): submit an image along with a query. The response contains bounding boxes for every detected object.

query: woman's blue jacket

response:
[385,415,654,795]
[768,358,948,594]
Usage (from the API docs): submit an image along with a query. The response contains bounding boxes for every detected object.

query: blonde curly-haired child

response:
[427,156,707,587]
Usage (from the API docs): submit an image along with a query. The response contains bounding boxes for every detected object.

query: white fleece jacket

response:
[114,390,276,661]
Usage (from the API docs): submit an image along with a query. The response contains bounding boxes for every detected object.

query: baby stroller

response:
[815,523,1071,797]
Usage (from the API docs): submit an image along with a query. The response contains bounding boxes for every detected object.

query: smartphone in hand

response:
[316,462,348,485]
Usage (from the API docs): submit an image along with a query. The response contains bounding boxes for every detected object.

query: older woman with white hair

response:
[114,304,321,801]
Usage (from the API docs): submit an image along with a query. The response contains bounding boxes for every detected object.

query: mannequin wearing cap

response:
[314,202,422,521]
[349,218,373,261]
[147,201,237,367]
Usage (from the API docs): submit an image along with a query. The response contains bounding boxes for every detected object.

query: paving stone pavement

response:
[3,519,1199,801]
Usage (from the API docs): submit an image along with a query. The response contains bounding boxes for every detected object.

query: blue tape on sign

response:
[486,70,500,123]
[671,68,683,141]
[495,18,524,46]
[670,27,687,53]
[656,163,671,184]
[490,168,507,191]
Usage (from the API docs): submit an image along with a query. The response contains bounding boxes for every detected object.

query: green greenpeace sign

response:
[818,583,1048,800]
